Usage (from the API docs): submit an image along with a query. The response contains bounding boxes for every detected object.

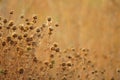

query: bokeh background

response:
[0,0,120,74]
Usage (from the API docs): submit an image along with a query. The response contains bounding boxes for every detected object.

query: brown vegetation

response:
[0,0,120,80]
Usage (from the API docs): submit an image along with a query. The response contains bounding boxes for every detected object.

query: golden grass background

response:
[0,0,120,79]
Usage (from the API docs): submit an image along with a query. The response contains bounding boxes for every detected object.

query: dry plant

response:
[0,11,119,80]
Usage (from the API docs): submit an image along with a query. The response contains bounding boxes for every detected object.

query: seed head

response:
[10,10,14,14]
[50,53,54,58]
[47,17,52,22]
[2,41,6,46]
[32,42,37,46]
[20,15,24,19]
[55,48,60,52]
[42,23,46,28]
[18,68,24,74]
[53,43,58,47]
[0,16,2,20]
[33,16,37,19]
[12,26,17,31]
[23,33,28,38]
[18,35,22,40]
[29,26,34,30]
[8,21,14,26]
[6,36,11,42]
[61,62,66,66]
[0,26,2,29]
[6,26,11,29]
[36,28,40,33]
[49,27,53,31]
[55,23,59,27]
[0,33,2,37]
[33,57,38,63]
[3,19,8,24]
[12,33,18,38]
[25,19,29,22]
[26,37,33,42]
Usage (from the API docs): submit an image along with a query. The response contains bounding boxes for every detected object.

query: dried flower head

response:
[12,26,17,31]
[0,26,2,29]
[3,19,8,24]
[55,23,59,27]
[23,33,28,38]
[36,28,40,33]
[18,35,22,40]
[10,10,14,14]
[55,48,60,52]
[8,21,14,26]
[20,15,24,19]
[12,33,18,38]
[29,26,34,30]
[47,17,52,22]
[2,41,6,46]
[18,68,24,74]
[33,15,37,19]
[6,36,11,42]
[53,43,58,47]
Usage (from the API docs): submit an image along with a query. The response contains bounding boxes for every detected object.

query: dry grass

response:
[0,10,119,80]
[0,0,120,80]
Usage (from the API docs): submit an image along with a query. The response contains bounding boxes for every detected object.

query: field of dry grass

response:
[0,0,120,80]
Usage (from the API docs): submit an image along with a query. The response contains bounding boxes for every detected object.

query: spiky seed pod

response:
[47,17,51,22]
[33,57,38,63]
[18,35,22,40]
[53,43,58,47]
[29,26,34,30]
[26,37,33,42]
[10,40,15,45]
[20,15,24,19]
[67,62,72,67]
[6,26,11,29]
[36,28,40,33]
[26,22,30,25]
[32,20,36,23]
[12,33,18,38]
[68,56,72,59]
[55,24,59,27]
[0,26,2,29]
[48,31,52,35]
[3,19,8,24]
[6,36,11,42]
[23,27,29,32]
[2,41,6,46]
[10,40,17,46]
[0,33,2,37]
[10,10,14,14]
[44,61,49,66]
[12,26,17,31]
[25,19,29,22]
[33,16,37,19]
[0,16,2,20]
[55,48,60,52]
[19,25,24,31]
[49,27,53,32]
[42,23,46,28]
[18,68,24,74]
[50,53,54,58]
[27,43,31,46]
[8,21,14,26]
[37,34,41,37]
[61,63,66,66]
[32,42,37,46]
[51,47,55,51]
[23,33,28,38]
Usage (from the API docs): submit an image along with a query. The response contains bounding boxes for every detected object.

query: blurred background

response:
[0,0,120,69]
